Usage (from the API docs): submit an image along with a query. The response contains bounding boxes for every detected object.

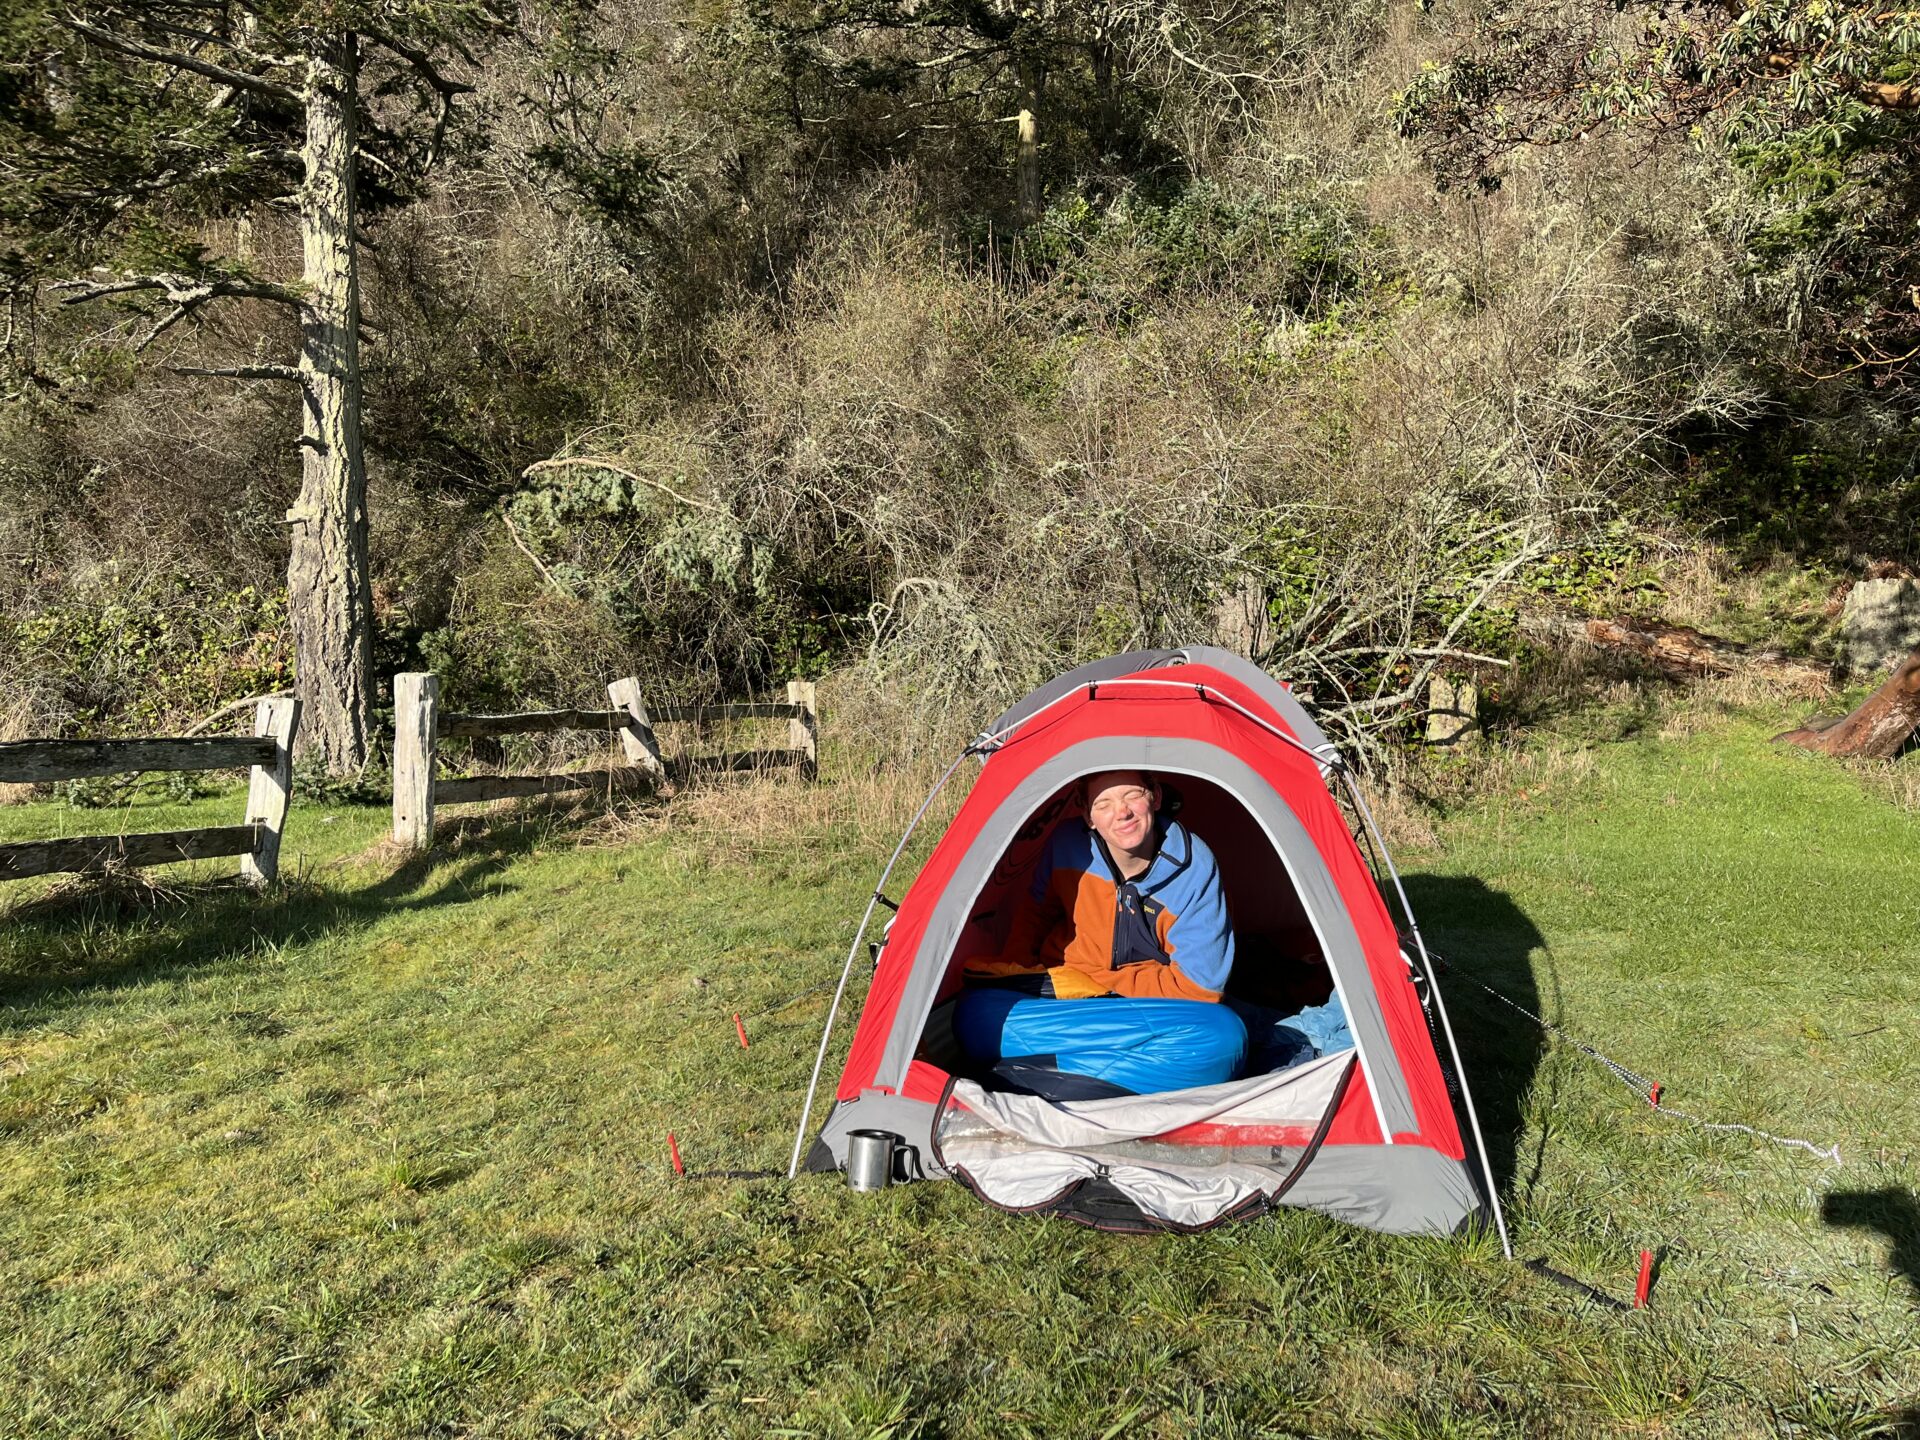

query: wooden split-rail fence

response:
[392,673,818,850]
[0,697,301,886]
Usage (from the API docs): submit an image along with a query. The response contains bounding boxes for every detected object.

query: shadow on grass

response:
[1400,874,1548,1206]
[0,811,562,1023]
[1825,1188,1920,1301]
[1823,1188,1920,1437]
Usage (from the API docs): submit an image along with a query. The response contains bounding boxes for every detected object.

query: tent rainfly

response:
[790,646,1509,1243]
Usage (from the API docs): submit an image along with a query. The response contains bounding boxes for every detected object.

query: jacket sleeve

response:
[1070,952,1222,1001]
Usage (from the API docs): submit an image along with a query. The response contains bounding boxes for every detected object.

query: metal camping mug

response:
[845,1129,900,1192]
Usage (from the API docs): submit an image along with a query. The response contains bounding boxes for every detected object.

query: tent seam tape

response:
[982,679,1339,775]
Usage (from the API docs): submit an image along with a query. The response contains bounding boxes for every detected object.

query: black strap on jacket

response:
[1091,822,1189,970]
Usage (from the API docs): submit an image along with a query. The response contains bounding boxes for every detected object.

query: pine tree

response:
[1,0,505,772]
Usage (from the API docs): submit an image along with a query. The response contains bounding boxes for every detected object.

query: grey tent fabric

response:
[986,650,1189,738]
[808,1089,948,1178]
[806,1089,1486,1236]
[1172,645,1340,760]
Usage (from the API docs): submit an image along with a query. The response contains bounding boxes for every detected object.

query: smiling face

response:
[1084,770,1161,861]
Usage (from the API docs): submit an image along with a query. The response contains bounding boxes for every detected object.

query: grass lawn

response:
[1,715,1916,1438]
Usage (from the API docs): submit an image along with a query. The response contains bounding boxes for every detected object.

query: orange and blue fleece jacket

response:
[966,817,1235,1001]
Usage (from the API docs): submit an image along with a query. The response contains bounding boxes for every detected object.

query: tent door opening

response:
[913,773,1341,1086]
[930,1053,1360,1232]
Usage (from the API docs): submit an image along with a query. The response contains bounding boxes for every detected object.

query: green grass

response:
[1,721,1917,1438]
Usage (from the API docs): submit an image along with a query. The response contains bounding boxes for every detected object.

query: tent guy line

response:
[1436,951,1845,1166]
[1341,767,1512,1257]
[787,745,978,1177]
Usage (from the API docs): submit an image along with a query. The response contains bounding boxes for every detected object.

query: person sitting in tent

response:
[953,769,1250,1098]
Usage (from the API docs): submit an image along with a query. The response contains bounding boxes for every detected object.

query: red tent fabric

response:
[795,647,1502,1239]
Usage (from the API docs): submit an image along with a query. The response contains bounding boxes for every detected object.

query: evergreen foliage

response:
[1395,0,1920,382]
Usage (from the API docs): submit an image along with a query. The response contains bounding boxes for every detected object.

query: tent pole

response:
[1341,772,1514,1260]
[787,748,978,1179]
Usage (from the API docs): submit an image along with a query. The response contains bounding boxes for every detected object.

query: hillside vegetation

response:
[6,4,1920,1431]
[4,0,1916,763]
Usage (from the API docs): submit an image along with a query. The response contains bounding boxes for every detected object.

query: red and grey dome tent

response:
[788,646,1509,1243]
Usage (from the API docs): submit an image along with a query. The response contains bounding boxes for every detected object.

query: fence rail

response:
[0,697,301,886]
[433,771,656,806]
[649,702,809,723]
[438,708,630,740]
[391,673,818,850]
[0,825,262,882]
[0,736,278,783]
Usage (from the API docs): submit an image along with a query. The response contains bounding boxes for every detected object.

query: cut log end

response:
[1775,646,1920,759]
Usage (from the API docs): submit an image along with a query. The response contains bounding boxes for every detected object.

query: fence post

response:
[1425,676,1481,747]
[787,679,818,781]
[239,695,300,886]
[607,676,666,786]
[393,672,439,849]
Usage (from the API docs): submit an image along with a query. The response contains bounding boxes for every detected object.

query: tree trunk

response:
[1520,613,1830,686]
[1091,42,1117,155]
[1015,59,1044,227]
[288,34,374,774]
[1776,646,1920,758]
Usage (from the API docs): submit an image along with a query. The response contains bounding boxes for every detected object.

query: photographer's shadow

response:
[1824,1188,1920,1436]
[1399,874,1550,1204]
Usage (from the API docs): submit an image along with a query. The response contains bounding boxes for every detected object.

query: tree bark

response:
[288,34,374,774]
[1015,58,1044,227]
[1091,41,1118,156]
[1776,646,1920,758]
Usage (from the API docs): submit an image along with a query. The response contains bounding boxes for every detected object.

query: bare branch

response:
[363,24,474,168]
[499,504,572,597]
[54,270,302,312]
[1328,646,1514,668]
[1151,14,1280,95]
[362,26,475,99]
[135,303,191,351]
[355,144,402,180]
[170,362,304,384]
[56,15,301,104]
[1858,75,1920,107]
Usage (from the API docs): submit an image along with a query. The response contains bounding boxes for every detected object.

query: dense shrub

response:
[1,0,1901,757]
[1,578,291,736]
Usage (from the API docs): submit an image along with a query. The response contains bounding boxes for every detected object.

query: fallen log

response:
[1776,646,1920,759]
[1520,614,1829,686]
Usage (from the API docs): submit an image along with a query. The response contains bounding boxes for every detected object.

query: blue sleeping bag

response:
[1227,993,1354,1073]
[954,988,1248,1100]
